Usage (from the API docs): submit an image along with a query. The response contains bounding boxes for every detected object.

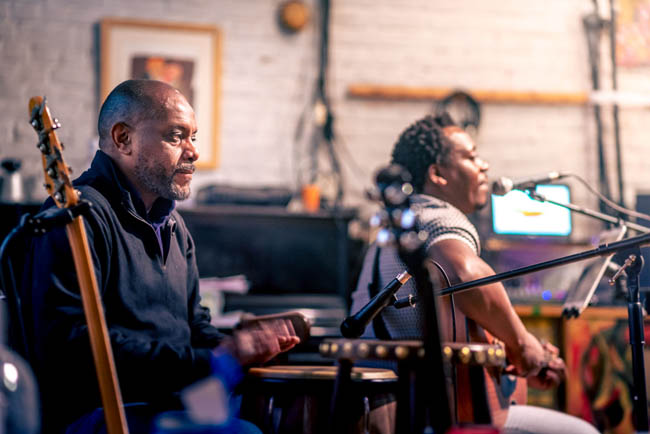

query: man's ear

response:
[427,164,447,186]
[110,122,133,155]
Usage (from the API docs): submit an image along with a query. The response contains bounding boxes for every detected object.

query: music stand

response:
[562,226,627,318]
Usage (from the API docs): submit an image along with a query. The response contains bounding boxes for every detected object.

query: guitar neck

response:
[66,217,128,434]
[29,96,129,434]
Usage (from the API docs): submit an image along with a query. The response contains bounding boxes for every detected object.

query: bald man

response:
[25,80,298,433]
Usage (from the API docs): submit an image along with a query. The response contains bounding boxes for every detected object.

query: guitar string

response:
[428,259,457,420]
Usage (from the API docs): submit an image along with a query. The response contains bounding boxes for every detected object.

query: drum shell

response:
[239,365,396,434]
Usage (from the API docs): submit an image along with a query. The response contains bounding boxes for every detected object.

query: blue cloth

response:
[210,350,243,392]
[65,353,248,434]
[154,412,262,434]
[210,350,244,420]
[65,407,262,434]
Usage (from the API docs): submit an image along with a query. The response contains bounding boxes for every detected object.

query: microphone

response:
[340,270,412,339]
[491,171,566,196]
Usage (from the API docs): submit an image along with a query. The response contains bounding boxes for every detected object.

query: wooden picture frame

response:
[100,18,222,169]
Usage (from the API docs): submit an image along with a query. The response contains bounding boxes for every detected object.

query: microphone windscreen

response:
[491,177,513,196]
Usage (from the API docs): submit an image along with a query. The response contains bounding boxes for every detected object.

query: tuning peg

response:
[390,209,402,228]
[376,228,395,247]
[400,208,415,229]
[52,119,61,129]
[383,184,407,207]
[369,210,388,228]
[398,231,418,252]
[398,230,428,252]
[365,187,381,202]
[60,142,65,150]
[390,208,415,230]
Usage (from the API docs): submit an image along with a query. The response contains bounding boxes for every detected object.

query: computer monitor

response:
[178,206,359,298]
[491,184,572,237]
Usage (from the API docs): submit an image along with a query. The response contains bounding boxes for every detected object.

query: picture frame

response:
[100,18,222,169]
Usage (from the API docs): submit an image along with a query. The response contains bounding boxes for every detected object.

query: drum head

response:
[247,365,397,381]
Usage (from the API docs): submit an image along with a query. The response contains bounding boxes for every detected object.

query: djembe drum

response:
[239,364,397,434]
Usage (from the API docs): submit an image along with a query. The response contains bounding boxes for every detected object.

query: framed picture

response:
[616,0,650,67]
[100,18,222,169]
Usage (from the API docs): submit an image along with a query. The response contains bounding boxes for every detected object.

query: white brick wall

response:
[0,0,321,200]
[1,0,648,241]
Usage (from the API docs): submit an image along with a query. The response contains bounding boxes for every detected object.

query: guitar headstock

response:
[29,96,78,209]
[371,164,427,253]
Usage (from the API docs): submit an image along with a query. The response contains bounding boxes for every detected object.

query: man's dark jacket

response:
[23,150,222,431]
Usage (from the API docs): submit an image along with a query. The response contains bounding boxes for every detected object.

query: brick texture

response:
[0,0,647,242]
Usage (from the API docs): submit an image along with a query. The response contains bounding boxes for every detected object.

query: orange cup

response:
[301,184,320,212]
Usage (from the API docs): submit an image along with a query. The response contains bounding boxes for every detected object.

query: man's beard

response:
[134,151,192,201]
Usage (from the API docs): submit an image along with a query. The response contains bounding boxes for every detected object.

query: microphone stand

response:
[359,164,453,433]
[525,190,650,234]
[520,190,649,317]
[389,232,650,299]
[619,251,648,430]
[0,201,92,360]
[392,227,650,431]
[529,190,649,430]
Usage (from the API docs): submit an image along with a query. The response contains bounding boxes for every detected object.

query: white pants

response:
[504,405,600,434]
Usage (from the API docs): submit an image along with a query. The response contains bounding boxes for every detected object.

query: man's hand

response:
[258,316,301,353]
[503,332,548,377]
[526,341,566,390]
[219,318,301,366]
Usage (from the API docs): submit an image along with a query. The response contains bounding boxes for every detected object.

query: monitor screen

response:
[491,184,572,237]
